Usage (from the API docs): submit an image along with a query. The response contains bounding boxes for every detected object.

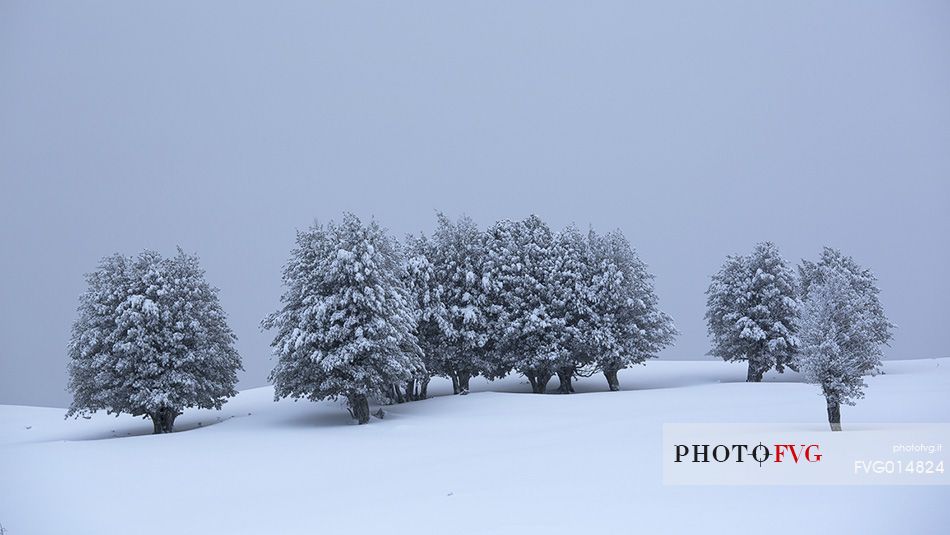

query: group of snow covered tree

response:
[65,213,674,430]
[705,243,893,430]
[264,213,676,423]
[63,217,892,433]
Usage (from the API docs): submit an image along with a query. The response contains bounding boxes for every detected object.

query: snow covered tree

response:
[483,215,569,393]
[705,242,799,382]
[584,229,676,391]
[549,225,594,393]
[67,249,242,434]
[481,218,676,394]
[797,248,894,431]
[263,214,425,424]
[401,233,441,401]
[422,214,492,393]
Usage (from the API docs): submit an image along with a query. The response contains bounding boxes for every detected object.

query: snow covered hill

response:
[2,358,949,534]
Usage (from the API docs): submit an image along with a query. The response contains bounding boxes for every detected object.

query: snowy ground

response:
[2,358,949,534]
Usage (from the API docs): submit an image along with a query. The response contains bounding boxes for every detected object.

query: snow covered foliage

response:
[796,248,894,430]
[263,214,425,424]
[482,215,568,393]
[481,216,675,393]
[406,214,492,394]
[67,249,242,433]
[705,242,799,382]
[583,229,677,391]
[547,225,595,392]
[401,233,443,401]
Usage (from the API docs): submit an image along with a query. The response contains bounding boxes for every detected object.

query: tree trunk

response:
[162,409,176,433]
[419,376,429,400]
[603,369,620,391]
[746,361,763,382]
[826,397,842,432]
[556,366,575,394]
[150,406,178,434]
[403,377,430,401]
[392,383,405,403]
[348,394,370,424]
[457,372,471,394]
[527,371,552,394]
[539,372,552,393]
[450,371,472,395]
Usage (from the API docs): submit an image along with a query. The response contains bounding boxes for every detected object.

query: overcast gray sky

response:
[2,1,948,407]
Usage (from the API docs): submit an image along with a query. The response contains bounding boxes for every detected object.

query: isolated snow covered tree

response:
[705,242,799,382]
[585,229,677,391]
[67,249,242,434]
[797,248,894,431]
[264,214,424,424]
[483,215,569,393]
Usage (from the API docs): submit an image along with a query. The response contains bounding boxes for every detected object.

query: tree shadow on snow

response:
[54,414,234,442]
[717,371,805,385]
[438,365,808,397]
[272,404,359,429]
